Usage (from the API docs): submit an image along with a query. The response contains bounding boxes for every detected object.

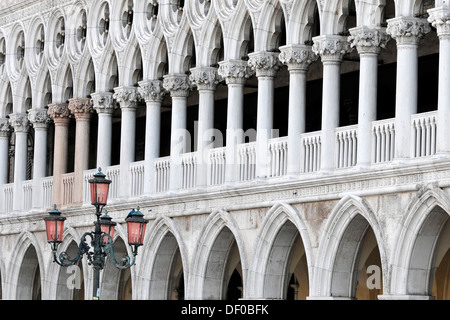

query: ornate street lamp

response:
[44,168,148,300]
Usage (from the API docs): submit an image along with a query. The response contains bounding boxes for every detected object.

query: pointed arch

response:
[119,40,143,86]
[247,202,313,299]
[311,195,387,299]
[0,78,13,117]
[6,231,46,299]
[189,209,248,300]
[253,0,286,51]
[72,53,96,98]
[137,216,189,300]
[285,0,321,45]
[100,222,138,300]
[389,185,450,297]
[46,226,86,300]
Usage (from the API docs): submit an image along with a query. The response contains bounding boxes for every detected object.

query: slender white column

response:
[428,7,450,156]
[9,113,30,212]
[190,67,220,187]
[138,79,166,194]
[69,98,94,205]
[0,119,11,214]
[349,27,390,168]
[387,17,430,160]
[248,51,282,178]
[218,60,254,183]
[312,35,352,172]
[113,86,141,198]
[48,103,71,208]
[92,92,117,169]
[163,74,191,191]
[279,44,317,175]
[28,108,51,209]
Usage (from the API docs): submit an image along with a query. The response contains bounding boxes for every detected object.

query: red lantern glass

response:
[125,208,148,246]
[44,205,66,244]
[88,168,111,206]
[99,212,116,244]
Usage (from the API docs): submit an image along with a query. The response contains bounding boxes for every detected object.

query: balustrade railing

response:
[3,111,445,214]
[268,137,288,177]
[62,173,75,206]
[301,131,321,173]
[237,142,256,181]
[180,152,197,189]
[22,180,33,212]
[335,125,358,169]
[411,111,437,158]
[105,165,121,200]
[154,156,170,193]
[130,161,145,197]
[208,147,226,186]
[2,183,13,213]
[42,176,53,209]
[372,118,395,163]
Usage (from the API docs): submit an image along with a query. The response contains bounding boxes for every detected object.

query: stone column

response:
[312,35,352,172]
[138,79,166,194]
[68,98,94,205]
[218,60,254,183]
[163,74,191,191]
[0,119,11,213]
[113,86,141,198]
[279,44,318,175]
[48,103,71,208]
[248,51,282,178]
[387,17,430,160]
[190,67,220,187]
[428,7,450,156]
[28,108,51,209]
[9,113,30,211]
[92,92,117,169]
[349,27,390,168]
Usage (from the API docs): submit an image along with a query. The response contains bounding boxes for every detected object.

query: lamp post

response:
[43,168,148,300]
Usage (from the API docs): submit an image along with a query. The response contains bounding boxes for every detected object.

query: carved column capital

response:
[138,80,167,102]
[113,86,141,110]
[28,108,51,129]
[48,103,72,124]
[9,113,30,133]
[386,16,431,46]
[312,35,353,63]
[428,7,450,39]
[189,67,221,91]
[0,118,11,137]
[91,92,117,114]
[163,74,191,98]
[68,98,94,120]
[348,26,390,55]
[218,59,254,85]
[248,51,282,77]
[279,44,318,71]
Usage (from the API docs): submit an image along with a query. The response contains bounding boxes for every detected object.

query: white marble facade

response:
[0,0,450,300]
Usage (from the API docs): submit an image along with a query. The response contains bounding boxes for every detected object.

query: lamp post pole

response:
[43,168,148,300]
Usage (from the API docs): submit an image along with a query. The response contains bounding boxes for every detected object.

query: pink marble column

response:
[48,103,72,208]
[69,98,94,205]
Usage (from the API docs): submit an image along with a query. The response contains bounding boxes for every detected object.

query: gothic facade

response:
[0,0,449,300]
